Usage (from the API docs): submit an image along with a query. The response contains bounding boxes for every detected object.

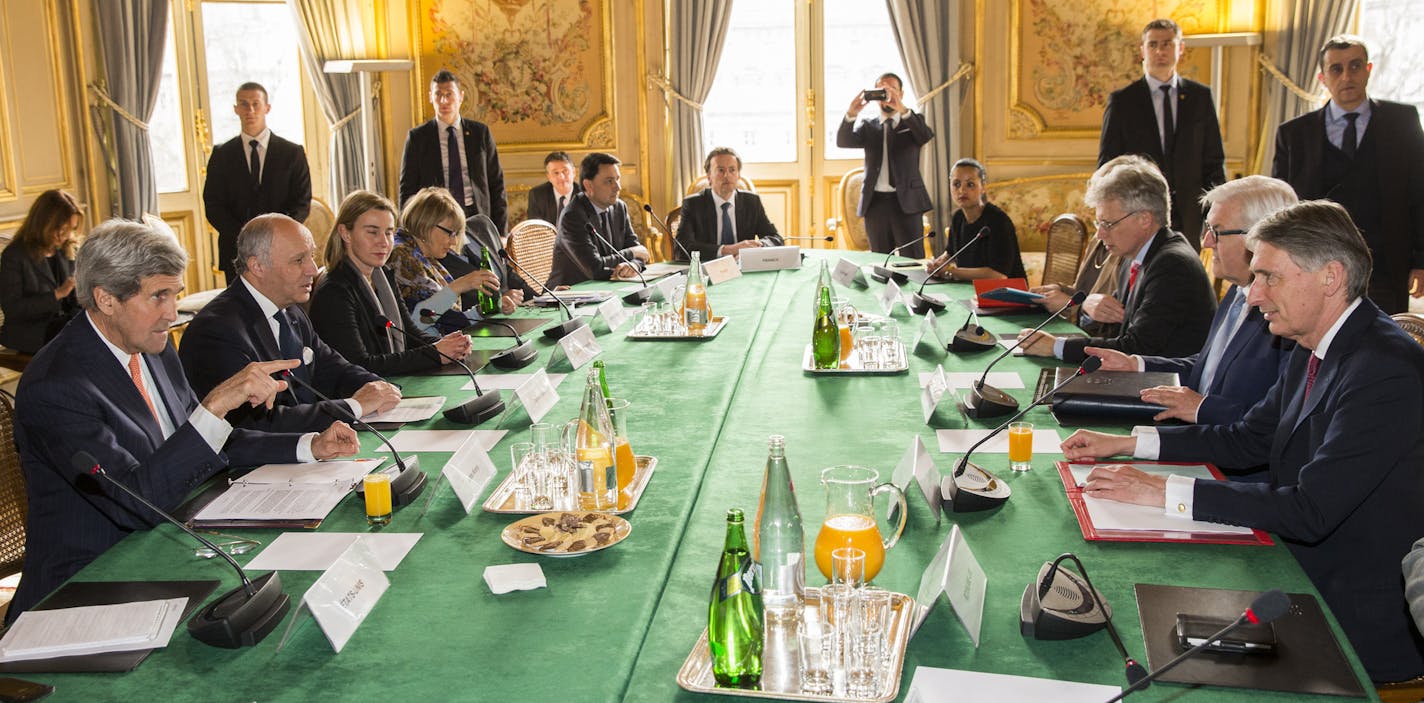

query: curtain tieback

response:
[915,62,975,107]
[646,73,704,112]
[330,107,361,131]
[1257,54,1321,102]
[87,82,149,131]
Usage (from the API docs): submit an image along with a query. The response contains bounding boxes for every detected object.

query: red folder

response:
[973,277,1035,309]
[1055,461,1274,546]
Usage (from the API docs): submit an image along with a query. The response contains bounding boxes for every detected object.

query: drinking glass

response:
[831,547,866,590]
[798,599,833,695]
[363,473,392,526]
[1008,421,1034,472]
[853,323,878,370]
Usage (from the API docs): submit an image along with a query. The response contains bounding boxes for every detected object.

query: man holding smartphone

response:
[836,73,935,259]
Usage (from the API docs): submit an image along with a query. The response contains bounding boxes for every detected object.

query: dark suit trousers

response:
[865,192,923,258]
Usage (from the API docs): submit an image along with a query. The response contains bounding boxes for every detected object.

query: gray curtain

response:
[886,0,962,256]
[92,0,168,219]
[288,0,369,204]
[1254,0,1359,173]
[667,0,734,193]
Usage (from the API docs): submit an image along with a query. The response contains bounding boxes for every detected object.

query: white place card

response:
[245,533,423,572]
[703,255,741,285]
[441,439,499,514]
[293,540,389,654]
[917,371,1025,390]
[738,245,800,271]
[891,436,942,523]
[548,324,600,371]
[832,258,869,289]
[920,365,951,424]
[911,525,986,647]
[911,311,945,358]
[514,368,560,424]
[464,373,566,392]
[936,428,1061,454]
[375,429,505,454]
[905,667,1119,702]
[654,273,686,303]
[595,297,630,332]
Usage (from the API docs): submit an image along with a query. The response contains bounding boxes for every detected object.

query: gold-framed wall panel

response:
[0,2,16,203]
[22,0,77,196]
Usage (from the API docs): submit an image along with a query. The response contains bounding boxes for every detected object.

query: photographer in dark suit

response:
[398,69,507,233]
[1272,34,1424,314]
[675,147,782,262]
[836,73,934,258]
[1063,201,1424,684]
[546,153,649,288]
[526,151,580,226]
[203,82,312,281]
[1099,19,1225,248]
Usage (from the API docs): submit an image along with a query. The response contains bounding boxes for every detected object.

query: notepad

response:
[0,598,188,663]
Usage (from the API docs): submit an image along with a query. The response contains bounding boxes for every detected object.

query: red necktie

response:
[1304,354,1321,401]
[1127,261,1141,293]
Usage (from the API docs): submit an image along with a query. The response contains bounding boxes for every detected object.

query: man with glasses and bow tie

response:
[1273,34,1424,315]
[1020,155,1217,362]
[1060,200,1424,686]
[181,214,402,433]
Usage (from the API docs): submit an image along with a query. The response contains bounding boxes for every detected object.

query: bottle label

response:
[716,557,761,602]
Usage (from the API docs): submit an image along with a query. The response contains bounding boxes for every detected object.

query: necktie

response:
[600,211,614,252]
[1197,289,1244,393]
[1160,84,1174,159]
[883,124,896,188]
[1304,354,1321,401]
[446,125,465,207]
[249,139,261,190]
[128,354,161,424]
[274,310,308,401]
[557,195,566,215]
[1342,112,1359,158]
[720,201,734,247]
[1127,261,1142,294]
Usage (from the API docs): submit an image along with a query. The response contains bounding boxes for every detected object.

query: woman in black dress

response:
[0,189,83,353]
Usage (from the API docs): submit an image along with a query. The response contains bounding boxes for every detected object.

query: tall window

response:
[201,2,306,147]
[701,4,796,163]
[1359,0,1424,131]
[820,0,917,161]
[152,21,186,193]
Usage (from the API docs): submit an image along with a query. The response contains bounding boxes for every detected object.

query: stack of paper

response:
[193,458,383,523]
[0,598,188,663]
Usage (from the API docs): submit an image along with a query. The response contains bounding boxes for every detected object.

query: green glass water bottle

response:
[476,246,500,316]
[811,260,840,369]
[708,508,763,688]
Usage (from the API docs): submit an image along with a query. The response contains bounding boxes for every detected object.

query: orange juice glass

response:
[1008,422,1034,472]
[363,473,392,526]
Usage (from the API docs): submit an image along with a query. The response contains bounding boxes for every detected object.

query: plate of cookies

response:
[501,511,632,557]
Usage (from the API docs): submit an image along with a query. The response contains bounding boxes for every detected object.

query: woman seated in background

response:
[0,189,83,353]
[309,190,473,376]
[929,158,1026,281]
[390,188,521,335]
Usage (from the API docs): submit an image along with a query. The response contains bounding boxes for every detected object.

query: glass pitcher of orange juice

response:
[812,465,907,582]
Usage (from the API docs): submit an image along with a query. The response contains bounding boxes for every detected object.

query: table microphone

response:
[1020,553,1148,689]
[585,222,653,305]
[1104,589,1290,702]
[964,290,1087,419]
[397,312,536,370]
[909,227,986,314]
[499,249,589,341]
[280,370,430,505]
[942,356,1101,513]
[781,235,836,243]
[642,204,695,262]
[74,452,291,648]
[379,314,505,426]
[870,239,922,284]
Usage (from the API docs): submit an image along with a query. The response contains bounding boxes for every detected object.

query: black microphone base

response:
[909,293,946,315]
[390,457,428,506]
[443,390,505,425]
[940,461,1011,513]
[188,571,291,648]
[489,339,538,369]
[869,265,909,285]
[542,316,589,341]
[622,286,655,305]
[952,324,997,353]
[965,383,1020,418]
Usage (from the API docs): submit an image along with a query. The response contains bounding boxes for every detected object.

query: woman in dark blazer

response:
[0,189,82,353]
[309,190,473,376]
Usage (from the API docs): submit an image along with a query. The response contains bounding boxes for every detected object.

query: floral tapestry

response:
[414,0,611,147]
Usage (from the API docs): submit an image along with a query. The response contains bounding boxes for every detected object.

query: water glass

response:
[798,601,833,695]
[509,441,535,506]
[831,547,866,590]
[853,323,879,370]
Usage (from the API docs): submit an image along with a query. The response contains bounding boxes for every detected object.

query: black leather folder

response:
[1050,369,1179,423]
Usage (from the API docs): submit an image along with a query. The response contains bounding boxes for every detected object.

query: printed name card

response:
[548,325,601,371]
[514,368,559,424]
[441,439,498,514]
[878,278,906,316]
[912,311,946,358]
[912,525,987,647]
[703,255,741,285]
[920,365,951,424]
[595,297,630,332]
[832,258,869,289]
[891,435,943,522]
[653,273,685,303]
[285,539,390,653]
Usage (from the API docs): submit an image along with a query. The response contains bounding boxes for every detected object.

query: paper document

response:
[936,429,1061,454]
[0,598,188,662]
[375,429,507,454]
[236,458,383,487]
[245,533,423,572]
[464,373,566,392]
[361,396,445,424]
[1067,463,1254,535]
[905,667,1119,702]
[194,482,351,522]
[917,371,1023,390]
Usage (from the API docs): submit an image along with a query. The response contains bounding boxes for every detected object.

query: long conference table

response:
[32,250,1374,702]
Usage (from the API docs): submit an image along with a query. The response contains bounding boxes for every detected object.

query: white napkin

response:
[483,563,547,594]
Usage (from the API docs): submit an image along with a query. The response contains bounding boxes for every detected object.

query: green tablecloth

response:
[30,251,1374,702]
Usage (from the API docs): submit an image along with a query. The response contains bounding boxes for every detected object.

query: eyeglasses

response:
[1203,223,1247,243]
[433,223,460,238]
[1093,210,1141,232]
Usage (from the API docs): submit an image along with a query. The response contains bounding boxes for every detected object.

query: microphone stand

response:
[77,453,290,648]
[500,249,589,342]
[281,371,431,505]
[1020,553,1148,688]
[379,318,505,426]
[943,356,1102,513]
[909,228,986,314]
[642,203,695,263]
[585,223,654,305]
[459,316,537,369]
[965,290,1087,419]
[869,238,922,285]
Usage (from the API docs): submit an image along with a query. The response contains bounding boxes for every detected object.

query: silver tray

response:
[676,588,913,702]
[801,343,908,375]
[482,455,658,515]
[627,316,729,340]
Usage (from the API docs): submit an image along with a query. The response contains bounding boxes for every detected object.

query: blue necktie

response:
[274,310,309,402]
[720,202,734,247]
[1197,289,1243,393]
[446,125,465,207]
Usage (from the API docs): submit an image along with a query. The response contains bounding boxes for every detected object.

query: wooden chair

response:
[1377,677,1424,703]
[1392,313,1424,348]
[507,219,558,294]
[305,197,336,268]
[828,168,869,250]
[656,206,683,262]
[1041,214,1087,289]
[0,393,26,584]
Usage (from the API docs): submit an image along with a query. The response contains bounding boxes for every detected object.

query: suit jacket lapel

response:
[79,322,166,446]
[144,350,189,430]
